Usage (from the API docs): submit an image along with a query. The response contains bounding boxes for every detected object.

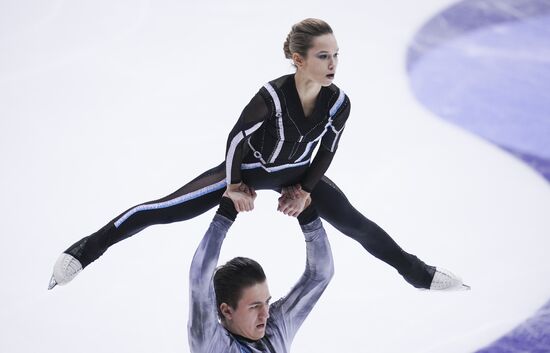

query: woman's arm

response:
[225,92,270,186]
[225,92,270,211]
[300,94,351,193]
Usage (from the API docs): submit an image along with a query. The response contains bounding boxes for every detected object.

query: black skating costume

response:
[65,74,434,288]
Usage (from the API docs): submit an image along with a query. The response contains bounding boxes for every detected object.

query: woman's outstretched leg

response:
[49,162,227,289]
[312,175,436,289]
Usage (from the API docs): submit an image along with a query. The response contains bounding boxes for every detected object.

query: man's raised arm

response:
[269,204,335,346]
[187,197,238,353]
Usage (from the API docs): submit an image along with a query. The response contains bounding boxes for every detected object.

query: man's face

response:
[222,281,271,340]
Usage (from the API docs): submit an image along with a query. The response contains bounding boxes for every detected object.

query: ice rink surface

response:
[407,1,550,351]
[1,1,549,352]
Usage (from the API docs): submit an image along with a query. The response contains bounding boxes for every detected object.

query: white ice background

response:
[1,1,549,352]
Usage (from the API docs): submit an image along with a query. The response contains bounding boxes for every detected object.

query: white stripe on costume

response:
[329,89,345,117]
[114,179,227,228]
[294,118,333,162]
[225,121,263,184]
[263,83,282,116]
[330,128,343,152]
[263,83,285,163]
[240,159,310,173]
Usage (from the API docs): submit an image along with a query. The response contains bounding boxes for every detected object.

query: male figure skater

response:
[188,195,333,353]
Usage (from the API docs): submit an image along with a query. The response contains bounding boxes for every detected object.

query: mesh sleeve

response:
[225,91,271,185]
[300,96,350,193]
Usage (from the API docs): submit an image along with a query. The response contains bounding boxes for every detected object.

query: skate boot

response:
[429,267,470,291]
[400,254,437,289]
[48,253,83,290]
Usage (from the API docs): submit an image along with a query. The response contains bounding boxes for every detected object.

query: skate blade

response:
[420,283,472,291]
[48,275,57,290]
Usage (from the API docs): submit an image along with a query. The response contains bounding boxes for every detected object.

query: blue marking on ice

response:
[407,0,550,351]
[408,0,550,181]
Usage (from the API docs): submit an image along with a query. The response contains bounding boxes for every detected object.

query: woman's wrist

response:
[227,182,242,191]
[297,184,310,197]
[298,183,312,195]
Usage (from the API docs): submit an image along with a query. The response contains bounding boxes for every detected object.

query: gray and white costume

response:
[188,214,334,353]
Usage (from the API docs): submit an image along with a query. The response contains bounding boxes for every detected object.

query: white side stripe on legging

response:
[114,179,227,228]
[225,121,263,185]
[263,83,284,163]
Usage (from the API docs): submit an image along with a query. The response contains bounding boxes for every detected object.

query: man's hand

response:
[224,183,257,212]
[278,184,310,217]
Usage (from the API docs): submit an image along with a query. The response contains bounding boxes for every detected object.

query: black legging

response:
[65,162,434,288]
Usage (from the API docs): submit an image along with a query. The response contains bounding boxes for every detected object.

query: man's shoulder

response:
[189,321,233,351]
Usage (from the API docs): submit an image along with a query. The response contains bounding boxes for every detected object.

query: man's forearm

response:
[301,218,335,282]
[189,214,233,295]
[270,208,334,347]
[188,212,234,349]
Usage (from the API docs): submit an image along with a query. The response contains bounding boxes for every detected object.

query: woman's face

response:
[295,33,339,86]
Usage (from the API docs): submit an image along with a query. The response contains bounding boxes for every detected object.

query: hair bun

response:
[282,19,333,62]
[283,33,292,59]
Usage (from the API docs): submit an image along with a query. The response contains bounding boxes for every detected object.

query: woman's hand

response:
[224,183,257,212]
[278,184,310,217]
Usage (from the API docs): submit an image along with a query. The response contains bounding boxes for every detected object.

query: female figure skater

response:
[49,18,467,291]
